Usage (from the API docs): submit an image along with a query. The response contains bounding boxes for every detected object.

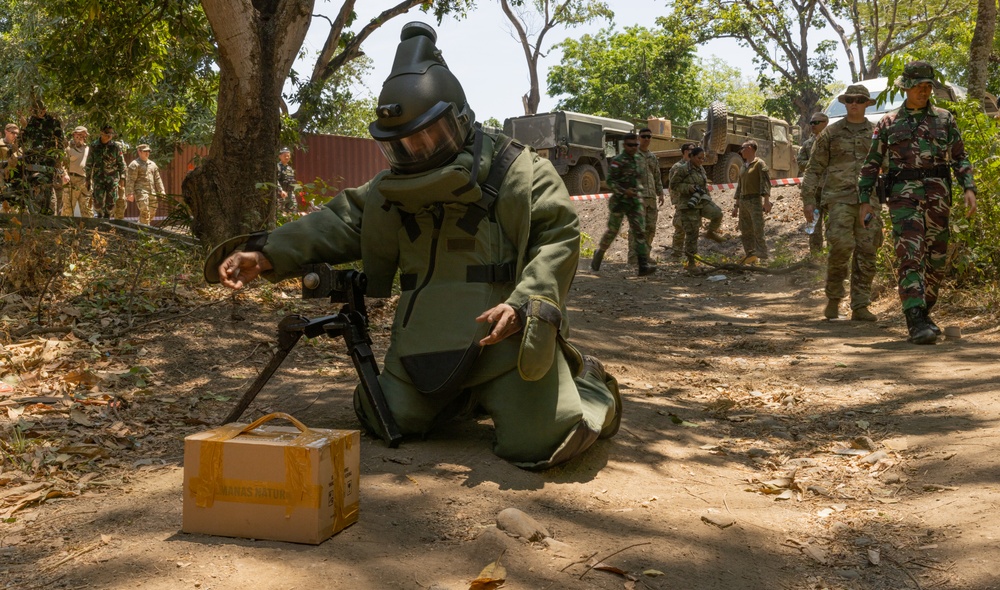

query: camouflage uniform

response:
[797,134,825,252]
[21,113,64,214]
[87,139,126,218]
[277,160,299,212]
[858,105,975,313]
[669,160,723,263]
[666,159,688,255]
[802,118,882,311]
[627,148,663,264]
[0,138,20,204]
[596,151,647,258]
[113,141,132,219]
[734,156,771,260]
[125,154,165,225]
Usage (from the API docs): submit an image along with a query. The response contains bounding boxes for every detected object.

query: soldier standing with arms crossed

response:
[62,126,92,217]
[87,125,126,219]
[591,133,656,276]
[798,112,828,254]
[125,144,165,225]
[858,61,977,345]
[732,140,772,264]
[627,128,664,266]
[801,86,881,322]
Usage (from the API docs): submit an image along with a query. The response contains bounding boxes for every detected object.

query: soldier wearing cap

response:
[801,85,882,322]
[798,112,829,253]
[62,126,92,217]
[125,144,165,225]
[665,142,696,258]
[87,125,127,218]
[858,60,977,345]
[276,147,299,212]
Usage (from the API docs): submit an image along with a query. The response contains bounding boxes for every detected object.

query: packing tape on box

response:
[191,412,326,515]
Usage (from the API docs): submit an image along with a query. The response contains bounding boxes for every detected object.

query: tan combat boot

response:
[851,307,878,322]
[705,230,727,243]
[824,298,841,320]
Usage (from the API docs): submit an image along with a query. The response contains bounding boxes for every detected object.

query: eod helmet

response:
[369,22,475,174]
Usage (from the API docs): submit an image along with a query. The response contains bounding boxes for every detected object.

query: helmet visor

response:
[372,101,468,174]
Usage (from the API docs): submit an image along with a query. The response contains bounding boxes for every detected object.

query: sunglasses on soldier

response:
[624,142,639,147]
[809,120,824,125]
[639,134,652,139]
[841,97,867,104]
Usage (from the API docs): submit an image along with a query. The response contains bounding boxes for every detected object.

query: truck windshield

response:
[568,120,604,148]
[505,115,557,148]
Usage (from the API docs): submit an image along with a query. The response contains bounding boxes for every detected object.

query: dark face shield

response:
[371,101,470,174]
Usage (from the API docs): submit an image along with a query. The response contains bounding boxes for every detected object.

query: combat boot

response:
[823,298,841,320]
[850,306,877,322]
[705,230,727,243]
[637,256,657,276]
[924,301,942,336]
[683,256,697,271]
[590,249,605,272]
[904,306,937,345]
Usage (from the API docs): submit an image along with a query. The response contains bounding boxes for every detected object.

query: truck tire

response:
[712,152,744,185]
[564,163,601,195]
[704,101,728,154]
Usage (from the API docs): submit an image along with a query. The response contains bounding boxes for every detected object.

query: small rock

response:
[786,458,818,468]
[851,436,877,450]
[836,569,861,579]
[701,513,736,529]
[883,473,903,484]
[472,526,515,560]
[496,508,549,542]
[853,537,874,547]
[747,448,770,458]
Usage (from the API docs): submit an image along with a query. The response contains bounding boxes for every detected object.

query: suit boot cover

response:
[824,298,841,320]
[637,256,656,276]
[904,306,937,345]
[590,249,605,272]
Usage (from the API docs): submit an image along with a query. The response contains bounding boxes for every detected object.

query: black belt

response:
[893,165,950,181]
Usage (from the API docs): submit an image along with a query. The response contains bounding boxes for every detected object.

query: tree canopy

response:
[546,25,699,125]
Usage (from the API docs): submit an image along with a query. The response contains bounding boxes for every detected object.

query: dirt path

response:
[3,189,999,590]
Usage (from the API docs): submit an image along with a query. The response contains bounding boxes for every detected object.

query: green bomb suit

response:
[256,133,621,470]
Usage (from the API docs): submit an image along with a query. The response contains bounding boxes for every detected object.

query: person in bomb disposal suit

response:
[208,22,622,470]
[858,60,977,345]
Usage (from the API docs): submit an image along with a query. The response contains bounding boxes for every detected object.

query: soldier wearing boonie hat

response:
[63,125,93,217]
[858,61,977,345]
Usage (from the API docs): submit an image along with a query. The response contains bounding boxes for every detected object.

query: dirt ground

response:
[2,186,1000,590]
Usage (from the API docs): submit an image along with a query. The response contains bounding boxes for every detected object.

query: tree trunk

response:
[185,0,314,247]
[969,0,998,102]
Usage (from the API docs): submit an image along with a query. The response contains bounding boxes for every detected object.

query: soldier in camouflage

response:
[858,60,977,345]
[627,128,664,265]
[113,139,132,220]
[669,146,724,270]
[666,143,695,259]
[21,97,65,214]
[798,112,828,253]
[1,124,20,205]
[277,147,300,212]
[591,133,655,276]
[801,85,881,322]
[86,125,126,218]
[125,144,165,225]
[732,140,772,264]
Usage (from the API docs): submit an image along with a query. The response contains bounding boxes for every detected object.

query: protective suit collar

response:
[377,129,494,213]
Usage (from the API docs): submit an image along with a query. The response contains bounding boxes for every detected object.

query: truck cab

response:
[503,111,635,195]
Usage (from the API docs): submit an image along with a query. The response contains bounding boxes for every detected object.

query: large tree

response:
[968,0,998,101]
[498,0,612,115]
[667,0,837,130]
[546,25,699,125]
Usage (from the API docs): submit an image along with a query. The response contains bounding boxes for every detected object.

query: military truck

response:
[673,102,800,185]
[502,111,636,195]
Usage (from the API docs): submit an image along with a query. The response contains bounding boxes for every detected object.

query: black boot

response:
[924,301,941,336]
[637,256,657,276]
[904,306,937,345]
[590,249,605,272]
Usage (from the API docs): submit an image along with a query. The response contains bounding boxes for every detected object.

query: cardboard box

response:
[646,117,672,138]
[182,412,359,544]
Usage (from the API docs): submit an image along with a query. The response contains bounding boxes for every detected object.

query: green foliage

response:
[547,25,699,125]
[695,57,766,116]
[289,53,377,137]
[943,99,1000,285]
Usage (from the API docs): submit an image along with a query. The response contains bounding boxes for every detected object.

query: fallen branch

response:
[579,541,651,580]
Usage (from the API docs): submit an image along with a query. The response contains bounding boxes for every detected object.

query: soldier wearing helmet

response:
[208,22,621,470]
